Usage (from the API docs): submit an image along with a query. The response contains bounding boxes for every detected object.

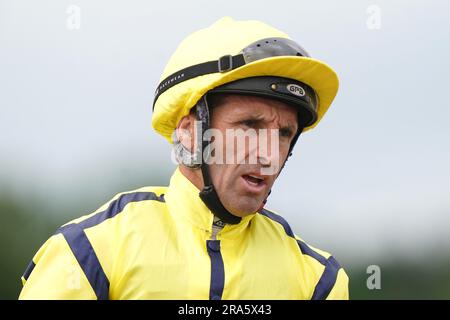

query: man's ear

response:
[176,112,196,152]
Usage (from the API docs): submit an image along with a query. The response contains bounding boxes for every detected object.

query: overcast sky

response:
[1,0,449,261]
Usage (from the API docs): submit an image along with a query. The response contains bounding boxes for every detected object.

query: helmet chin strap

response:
[194,94,304,225]
[199,164,242,225]
[195,95,242,224]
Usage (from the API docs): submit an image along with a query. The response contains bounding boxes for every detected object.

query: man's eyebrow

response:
[236,115,297,130]
[236,114,265,121]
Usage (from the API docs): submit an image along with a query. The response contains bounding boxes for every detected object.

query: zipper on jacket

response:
[206,216,225,300]
[211,216,225,240]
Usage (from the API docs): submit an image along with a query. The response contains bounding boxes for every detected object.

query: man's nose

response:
[257,152,279,170]
[256,129,280,174]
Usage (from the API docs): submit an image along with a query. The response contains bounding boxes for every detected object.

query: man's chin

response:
[225,199,263,218]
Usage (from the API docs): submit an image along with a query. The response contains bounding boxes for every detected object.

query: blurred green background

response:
[1,0,450,299]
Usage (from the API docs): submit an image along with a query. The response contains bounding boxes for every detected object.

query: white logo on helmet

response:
[287,84,305,97]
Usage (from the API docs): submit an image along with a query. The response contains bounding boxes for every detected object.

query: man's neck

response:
[178,165,204,191]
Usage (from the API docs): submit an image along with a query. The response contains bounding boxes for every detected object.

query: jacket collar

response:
[164,167,255,239]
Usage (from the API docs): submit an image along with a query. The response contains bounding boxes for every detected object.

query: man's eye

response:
[279,128,293,138]
[240,119,257,127]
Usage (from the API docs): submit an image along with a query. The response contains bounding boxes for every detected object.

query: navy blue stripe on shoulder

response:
[259,208,331,265]
[296,239,328,265]
[258,208,295,238]
[259,208,342,300]
[311,256,342,300]
[297,239,342,299]
[22,260,36,281]
[57,191,165,233]
[61,223,110,300]
[54,191,164,300]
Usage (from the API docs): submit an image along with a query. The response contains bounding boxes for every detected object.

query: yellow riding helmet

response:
[152,16,339,143]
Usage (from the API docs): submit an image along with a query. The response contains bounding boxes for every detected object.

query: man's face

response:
[206,94,298,216]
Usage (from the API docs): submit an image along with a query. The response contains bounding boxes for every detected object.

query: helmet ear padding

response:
[172,136,202,169]
[172,110,203,169]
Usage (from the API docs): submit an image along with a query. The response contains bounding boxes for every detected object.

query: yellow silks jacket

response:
[19,168,349,300]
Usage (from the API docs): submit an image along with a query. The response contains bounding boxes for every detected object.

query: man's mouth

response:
[242,174,265,186]
[241,174,267,193]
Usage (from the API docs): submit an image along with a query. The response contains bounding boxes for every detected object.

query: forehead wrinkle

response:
[211,94,298,128]
[260,104,298,131]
